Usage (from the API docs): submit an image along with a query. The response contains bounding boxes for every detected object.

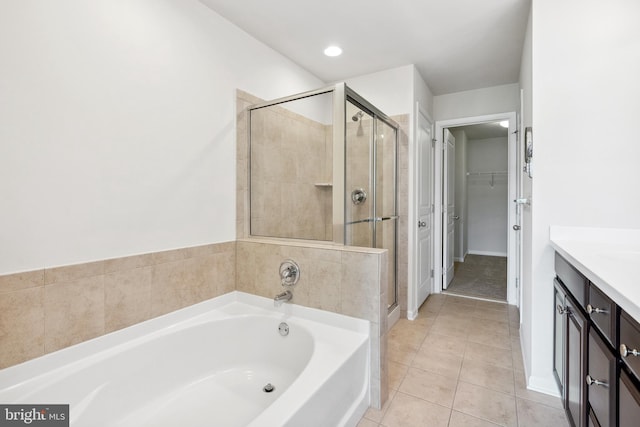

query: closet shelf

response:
[466,171,507,188]
[466,171,507,176]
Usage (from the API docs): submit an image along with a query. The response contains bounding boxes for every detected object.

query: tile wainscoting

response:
[0,242,236,369]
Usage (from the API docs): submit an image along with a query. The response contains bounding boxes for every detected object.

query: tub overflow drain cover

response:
[263,383,275,393]
[278,322,289,336]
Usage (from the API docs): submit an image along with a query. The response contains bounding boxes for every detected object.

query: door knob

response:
[513,225,521,231]
[418,221,426,228]
[452,215,460,220]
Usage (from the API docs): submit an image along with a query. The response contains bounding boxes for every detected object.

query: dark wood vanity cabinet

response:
[554,253,640,427]
[554,263,588,427]
[587,330,615,427]
[619,311,640,427]
[567,296,588,427]
[619,370,640,426]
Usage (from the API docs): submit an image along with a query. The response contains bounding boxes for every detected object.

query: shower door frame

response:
[343,89,400,313]
[246,82,400,312]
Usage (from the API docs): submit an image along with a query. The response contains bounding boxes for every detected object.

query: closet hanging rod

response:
[466,171,507,176]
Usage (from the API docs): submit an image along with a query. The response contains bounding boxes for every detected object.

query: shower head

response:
[352,111,365,122]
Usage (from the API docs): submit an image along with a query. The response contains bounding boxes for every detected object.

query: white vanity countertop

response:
[550,226,640,323]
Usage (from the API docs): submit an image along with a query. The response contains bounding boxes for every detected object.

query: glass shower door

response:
[345,101,374,247]
[375,118,398,311]
[344,99,398,312]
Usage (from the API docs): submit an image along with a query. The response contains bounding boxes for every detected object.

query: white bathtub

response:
[0,291,370,427]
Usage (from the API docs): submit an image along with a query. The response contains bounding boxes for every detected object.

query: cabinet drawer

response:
[587,283,615,346]
[620,311,640,379]
[619,370,640,427]
[555,253,587,307]
[587,331,615,427]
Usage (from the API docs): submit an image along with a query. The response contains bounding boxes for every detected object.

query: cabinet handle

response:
[556,304,569,315]
[620,343,640,358]
[586,375,608,387]
[586,304,607,315]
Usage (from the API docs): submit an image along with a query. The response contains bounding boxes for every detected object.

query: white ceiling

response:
[199,0,531,95]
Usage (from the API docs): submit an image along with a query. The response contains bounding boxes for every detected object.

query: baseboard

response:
[467,250,507,257]
[519,333,561,398]
[387,306,400,331]
[527,375,561,398]
[454,256,465,262]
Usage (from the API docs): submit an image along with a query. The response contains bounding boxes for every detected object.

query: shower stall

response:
[247,83,399,314]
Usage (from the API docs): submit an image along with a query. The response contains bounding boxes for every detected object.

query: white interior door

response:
[443,129,456,289]
[416,111,433,308]
[514,96,524,308]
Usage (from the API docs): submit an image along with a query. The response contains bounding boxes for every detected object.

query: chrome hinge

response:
[431,204,434,213]
[430,269,434,278]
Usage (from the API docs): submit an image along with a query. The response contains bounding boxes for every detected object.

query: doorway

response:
[433,112,520,306]
[445,121,509,300]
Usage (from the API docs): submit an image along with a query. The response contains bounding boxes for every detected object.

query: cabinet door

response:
[554,280,566,396]
[567,297,587,427]
[619,370,640,427]
[586,331,615,427]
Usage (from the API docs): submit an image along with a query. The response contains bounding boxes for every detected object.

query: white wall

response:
[344,64,414,117]
[413,68,435,120]
[0,0,324,274]
[343,64,434,119]
[451,129,468,261]
[525,0,640,394]
[466,137,508,256]
[434,83,520,121]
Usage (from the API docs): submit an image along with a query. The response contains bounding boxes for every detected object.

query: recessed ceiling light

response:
[324,45,342,57]
[499,120,509,128]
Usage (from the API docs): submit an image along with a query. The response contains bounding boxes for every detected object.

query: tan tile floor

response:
[357,294,569,427]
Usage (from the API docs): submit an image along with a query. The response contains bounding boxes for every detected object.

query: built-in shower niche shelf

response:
[314,182,333,188]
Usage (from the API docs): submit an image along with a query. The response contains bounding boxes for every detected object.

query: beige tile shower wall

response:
[0,242,236,369]
[345,116,373,246]
[236,238,389,409]
[240,91,332,241]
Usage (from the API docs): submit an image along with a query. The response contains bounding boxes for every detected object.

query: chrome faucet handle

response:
[279,260,300,287]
